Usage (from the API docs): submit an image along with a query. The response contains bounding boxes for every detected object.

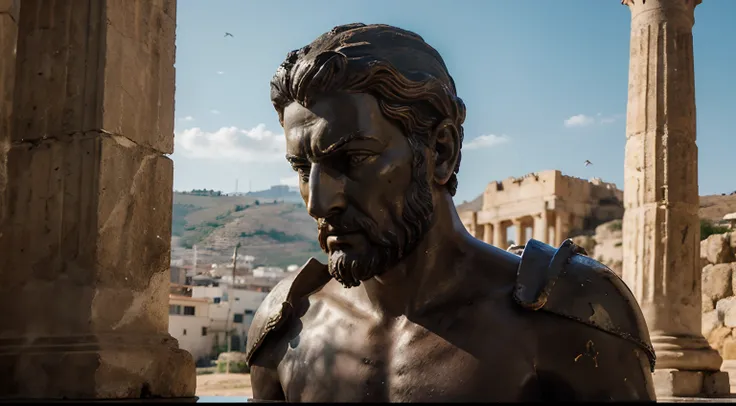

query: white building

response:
[190,285,269,352]
[252,266,285,279]
[168,295,213,364]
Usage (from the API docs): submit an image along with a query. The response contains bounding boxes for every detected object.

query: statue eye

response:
[292,164,310,182]
[348,154,370,166]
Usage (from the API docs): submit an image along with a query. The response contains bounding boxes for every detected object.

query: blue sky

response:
[172,0,735,204]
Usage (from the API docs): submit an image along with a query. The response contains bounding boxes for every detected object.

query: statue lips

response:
[325,232,364,253]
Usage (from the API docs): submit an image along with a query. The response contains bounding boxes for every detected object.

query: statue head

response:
[270,23,467,288]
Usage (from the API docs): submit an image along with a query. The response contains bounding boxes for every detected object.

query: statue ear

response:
[431,118,460,187]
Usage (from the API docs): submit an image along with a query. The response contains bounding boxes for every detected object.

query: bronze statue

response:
[245,23,656,402]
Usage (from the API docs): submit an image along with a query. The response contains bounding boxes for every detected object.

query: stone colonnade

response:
[472,210,577,250]
[0,0,195,400]
[621,0,729,398]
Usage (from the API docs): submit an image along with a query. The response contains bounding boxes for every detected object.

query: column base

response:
[0,334,196,400]
[652,335,724,371]
[653,369,730,398]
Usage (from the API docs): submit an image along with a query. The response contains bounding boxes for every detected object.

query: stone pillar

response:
[470,212,479,239]
[0,0,196,400]
[493,221,507,250]
[483,223,493,245]
[0,0,18,223]
[554,212,569,247]
[513,218,524,246]
[621,0,728,397]
[533,211,549,244]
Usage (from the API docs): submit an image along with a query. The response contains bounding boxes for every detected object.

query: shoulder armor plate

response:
[245,257,331,366]
[514,238,656,371]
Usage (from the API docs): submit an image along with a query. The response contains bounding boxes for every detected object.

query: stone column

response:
[470,212,480,239]
[513,218,524,246]
[483,223,493,245]
[554,212,569,247]
[621,0,728,397]
[0,0,18,224]
[493,221,507,250]
[533,211,549,244]
[0,0,196,399]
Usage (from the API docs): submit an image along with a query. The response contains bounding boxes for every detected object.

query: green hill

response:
[171,191,326,269]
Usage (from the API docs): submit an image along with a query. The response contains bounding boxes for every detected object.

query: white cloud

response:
[565,113,620,128]
[279,175,300,187]
[464,134,510,150]
[217,71,225,75]
[174,124,286,163]
[179,115,194,122]
[210,109,221,115]
[564,114,596,128]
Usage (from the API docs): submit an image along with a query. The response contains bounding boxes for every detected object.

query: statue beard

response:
[316,167,434,289]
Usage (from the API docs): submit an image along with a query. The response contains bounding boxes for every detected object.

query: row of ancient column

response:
[475,211,572,250]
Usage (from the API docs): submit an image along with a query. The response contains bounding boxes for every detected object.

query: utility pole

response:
[192,245,198,273]
[224,242,240,374]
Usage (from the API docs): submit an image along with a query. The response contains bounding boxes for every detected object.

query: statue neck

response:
[361,192,473,318]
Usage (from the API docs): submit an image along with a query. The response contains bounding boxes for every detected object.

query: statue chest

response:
[275,307,539,402]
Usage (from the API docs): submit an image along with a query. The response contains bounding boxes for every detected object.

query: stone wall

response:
[701,232,736,358]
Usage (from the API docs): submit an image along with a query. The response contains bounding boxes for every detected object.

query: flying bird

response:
[584,160,593,167]
[224,32,234,38]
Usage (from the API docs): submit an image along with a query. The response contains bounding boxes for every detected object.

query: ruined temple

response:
[458,170,623,249]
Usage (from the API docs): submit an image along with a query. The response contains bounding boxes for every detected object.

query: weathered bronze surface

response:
[246,23,656,402]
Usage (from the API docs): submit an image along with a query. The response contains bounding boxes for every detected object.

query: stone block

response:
[702,310,722,338]
[703,264,733,302]
[706,327,731,352]
[653,369,703,398]
[0,134,172,333]
[11,0,176,154]
[722,337,736,360]
[0,336,196,399]
[716,297,736,328]
[0,0,19,18]
[703,294,715,312]
[102,0,177,154]
[702,234,736,265]
[0,135,192,398]
[702,371,730,396]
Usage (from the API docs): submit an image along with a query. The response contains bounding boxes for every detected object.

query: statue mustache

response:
[316,211,394,250]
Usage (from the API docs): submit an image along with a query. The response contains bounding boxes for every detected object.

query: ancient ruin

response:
[459,169,623,250]
[620,0,729,397]
[701,232,736,357]
[0,0,195,399]
[0,0,729,401]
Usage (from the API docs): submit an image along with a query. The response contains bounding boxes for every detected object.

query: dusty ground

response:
[196,373,253,398]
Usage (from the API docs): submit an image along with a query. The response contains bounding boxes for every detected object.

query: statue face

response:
[283,92,434,287]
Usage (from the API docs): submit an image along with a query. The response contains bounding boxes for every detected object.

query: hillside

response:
[172,190,735,270]
[171,191,326,269]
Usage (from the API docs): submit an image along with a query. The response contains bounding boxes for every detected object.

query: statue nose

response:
[307,164,346,219]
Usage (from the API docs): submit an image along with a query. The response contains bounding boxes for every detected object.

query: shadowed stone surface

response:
[0,0,194,399]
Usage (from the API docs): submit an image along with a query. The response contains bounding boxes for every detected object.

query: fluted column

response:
[493,221,507,250]
[621,0,727,397]
[0,0,18,226]
[554,212,569,247]
[0,0,195,399]
[512,218,524,246]
[533,211,549,244]
[483,223,493,245]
